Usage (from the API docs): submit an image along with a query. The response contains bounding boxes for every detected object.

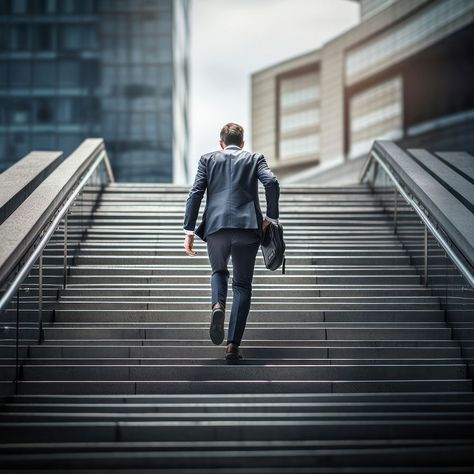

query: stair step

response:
[1,181,470,471]
[6,363,466,382]
[5,379,474,394]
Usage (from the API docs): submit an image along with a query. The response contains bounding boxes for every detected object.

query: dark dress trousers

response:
[183,145,280,345]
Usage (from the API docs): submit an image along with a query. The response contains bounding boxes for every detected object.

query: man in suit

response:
[183,122,280,360]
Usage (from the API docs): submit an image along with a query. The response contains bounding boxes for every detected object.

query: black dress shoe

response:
[209,303,225,345]
[225,342,243,360]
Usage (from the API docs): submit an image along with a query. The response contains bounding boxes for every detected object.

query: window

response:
[58,60,80,86]
[57,98,75,123]
[0,61,8,86]
[36,0,57,15]
[9,61,31,87]
[33,61,56,86]
[36,99,54,123]
[58,0,78,14]
[349,76,403,159]
[0,102,7,124]
[34,25,55,51]
[280,134,320,160]
[10,101,30,124]
[60,25,82,51]
[280,71,320,109]
[31,133,56,149]
[11,0,27,14]
[0,26,8,50]
[278,68,320,161]
[10,25,30,50]
[10,133,30,160]
[58,133,82,154]
[82,26,98,50]
[280,109,320,133]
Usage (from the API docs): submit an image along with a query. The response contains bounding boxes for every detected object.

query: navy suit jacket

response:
[183,146,280,242]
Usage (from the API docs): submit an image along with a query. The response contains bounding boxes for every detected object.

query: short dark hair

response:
[220,122,244,146]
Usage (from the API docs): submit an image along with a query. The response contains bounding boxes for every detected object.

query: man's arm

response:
[183,155,208,235]
[256,154,280,222]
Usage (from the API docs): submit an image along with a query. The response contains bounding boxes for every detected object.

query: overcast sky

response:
[188,0,359,177]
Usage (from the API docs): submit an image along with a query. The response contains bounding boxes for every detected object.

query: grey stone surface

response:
[0,138,104,285]
[408,148,474,212]
[1,181,474,470]
[0,151,63,225]
[436,151,474,183]
[374,141,474,268]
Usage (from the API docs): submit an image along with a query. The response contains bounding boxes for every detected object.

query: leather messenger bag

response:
[260,222,286,274]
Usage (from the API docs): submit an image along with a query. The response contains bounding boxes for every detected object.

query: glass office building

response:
[252,0,474,179]
[0,0,190,183]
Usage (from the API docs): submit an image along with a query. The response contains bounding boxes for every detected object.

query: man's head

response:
[219,122,244,149]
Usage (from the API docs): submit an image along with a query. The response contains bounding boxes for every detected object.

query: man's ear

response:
[219,140,225,149]
[240,141,245,149]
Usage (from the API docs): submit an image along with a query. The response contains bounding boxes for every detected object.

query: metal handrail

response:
[358,151,374,183]
[0,149,114,315]
[360,148,474,288]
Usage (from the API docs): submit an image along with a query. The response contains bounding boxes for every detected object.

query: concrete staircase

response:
[1,182,474,471]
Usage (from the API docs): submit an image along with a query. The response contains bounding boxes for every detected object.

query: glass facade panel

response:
[35,98,55,124]
[10,100,30,124]
[11,0,28,14]
[10,25,30,50]
[349,76,403,159]
[31,133,56,149]
[33,61,56,87]
[0,0,190,181]
[35,24,55,51]
[60,25,82,51]
[9,61,31,87]
[58,60,80,87]
[0,26,9,50]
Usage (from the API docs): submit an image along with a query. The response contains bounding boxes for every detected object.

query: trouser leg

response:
[227,230,260,345]
[206,230,231,308]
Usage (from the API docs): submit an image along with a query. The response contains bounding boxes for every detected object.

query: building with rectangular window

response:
[251,0,474,182]
[0,0,190,183]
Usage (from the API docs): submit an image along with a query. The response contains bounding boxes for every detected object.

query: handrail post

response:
[15,288,20,394]
[393,188,398,234]
[63,212,68,289]
[38,251,43,343]
[424,225,428,287]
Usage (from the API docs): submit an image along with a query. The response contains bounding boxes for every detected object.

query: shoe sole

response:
[209,308,225,345]
[225,353,243,361]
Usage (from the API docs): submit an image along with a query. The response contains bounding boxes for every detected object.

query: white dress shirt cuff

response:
[183,229,195,235]
[264,215,279,224]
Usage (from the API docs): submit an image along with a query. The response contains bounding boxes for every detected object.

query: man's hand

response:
[262,219,271,234]
[184,234,197,256]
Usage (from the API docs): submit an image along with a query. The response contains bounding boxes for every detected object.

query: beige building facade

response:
[251,0,474,180]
